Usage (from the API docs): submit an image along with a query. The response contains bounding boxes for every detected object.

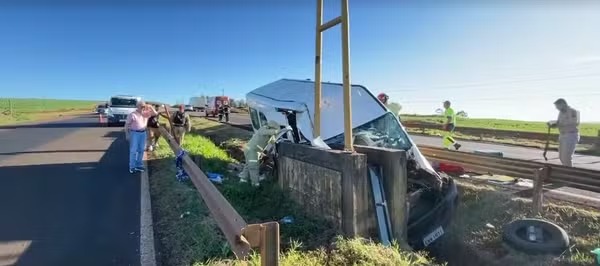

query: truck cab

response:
[105,95,142,126]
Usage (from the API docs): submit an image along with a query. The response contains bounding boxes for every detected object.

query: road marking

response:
[140,158,157,266]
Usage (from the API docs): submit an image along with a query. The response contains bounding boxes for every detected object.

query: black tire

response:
[502,218,569,254]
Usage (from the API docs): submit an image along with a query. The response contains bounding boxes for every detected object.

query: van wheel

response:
[502,218,569,254]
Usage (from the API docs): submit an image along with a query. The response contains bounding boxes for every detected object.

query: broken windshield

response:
[325,112,412,150]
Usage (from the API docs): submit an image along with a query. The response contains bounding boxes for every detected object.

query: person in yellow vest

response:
[548,98,580,167]
[442,100,461,150]
[238,120,281,186]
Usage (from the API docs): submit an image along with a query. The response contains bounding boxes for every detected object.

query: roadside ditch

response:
[148,118,599,266]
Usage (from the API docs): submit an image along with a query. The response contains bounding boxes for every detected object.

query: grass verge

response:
[444,179,600,266]
[0,98,98,125]
[401,115,600,137]
[150,118,438,265]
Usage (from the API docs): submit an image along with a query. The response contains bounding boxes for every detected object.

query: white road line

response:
[140,159,157,266]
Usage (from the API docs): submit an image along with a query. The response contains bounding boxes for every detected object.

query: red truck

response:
[205,96,230,117]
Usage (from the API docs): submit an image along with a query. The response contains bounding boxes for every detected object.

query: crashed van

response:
[246,79,458,249]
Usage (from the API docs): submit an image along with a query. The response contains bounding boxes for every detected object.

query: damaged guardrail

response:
[158,126,280,266]
[419,146,600,193]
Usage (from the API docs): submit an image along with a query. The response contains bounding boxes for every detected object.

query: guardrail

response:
[418,146,600,193]
[402,121,600,146]
[158,126,280,265]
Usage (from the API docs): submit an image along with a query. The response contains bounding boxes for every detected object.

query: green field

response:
[0,98,99,125]
[401,115,600,137]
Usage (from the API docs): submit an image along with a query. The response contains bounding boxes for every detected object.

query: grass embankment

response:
[446,179,600,266]
[401,115,600,137]
[0,98,97,125]
[149,118,437,266]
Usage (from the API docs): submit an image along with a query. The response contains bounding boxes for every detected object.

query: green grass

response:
[0,98,99,125]
[401,115,600,137]
[149,125,439,266]
[449,180,600,265]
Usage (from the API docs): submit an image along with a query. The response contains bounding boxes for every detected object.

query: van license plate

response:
[423,226,444,247]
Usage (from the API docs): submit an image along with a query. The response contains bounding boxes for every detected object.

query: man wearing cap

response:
[238,120,281,186]
[125,101,160,173]
[442,100,461,150]
[548,98,580,167]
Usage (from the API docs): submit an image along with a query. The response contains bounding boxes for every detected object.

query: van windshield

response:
[110,97,138,108]
[325,112,413,150]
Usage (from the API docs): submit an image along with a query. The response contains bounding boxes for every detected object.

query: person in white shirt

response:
[548,98,580,167]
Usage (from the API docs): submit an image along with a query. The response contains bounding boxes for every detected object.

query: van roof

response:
[111,95,141,99]
[247,78,388,140]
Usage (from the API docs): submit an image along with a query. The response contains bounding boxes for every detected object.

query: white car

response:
[105,95,141,126]
[246,78,458,249]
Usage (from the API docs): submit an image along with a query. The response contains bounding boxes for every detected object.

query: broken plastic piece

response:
[206,172,224,184]
[311,136,331,149]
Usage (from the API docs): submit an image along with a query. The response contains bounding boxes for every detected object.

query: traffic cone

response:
[99,114,106,124]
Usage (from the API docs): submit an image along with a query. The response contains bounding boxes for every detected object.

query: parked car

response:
[96,104,107,114]
[105,95,141,126]
[184,104,194,112]
[246,78,458,249]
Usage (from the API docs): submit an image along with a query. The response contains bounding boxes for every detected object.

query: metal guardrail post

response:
[240,222,280,266]
[532,167,550,215]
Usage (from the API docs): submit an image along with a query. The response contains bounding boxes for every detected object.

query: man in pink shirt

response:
[125,101,160,173]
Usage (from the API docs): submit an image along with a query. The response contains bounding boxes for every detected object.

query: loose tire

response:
[502,218,569,254]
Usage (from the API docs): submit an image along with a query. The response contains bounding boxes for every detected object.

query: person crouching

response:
[238,120,281,186]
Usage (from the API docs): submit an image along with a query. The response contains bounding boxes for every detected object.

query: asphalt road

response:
[192,112,600,171]
[0,115,140,266]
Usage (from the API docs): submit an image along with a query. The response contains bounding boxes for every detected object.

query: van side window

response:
[259,112,268,126]
[249,108,260,130]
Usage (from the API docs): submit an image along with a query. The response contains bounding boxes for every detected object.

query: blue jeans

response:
[129,130,147,169]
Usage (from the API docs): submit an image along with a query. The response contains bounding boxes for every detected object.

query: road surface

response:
[0,115,141,266]
[192,112,600,171]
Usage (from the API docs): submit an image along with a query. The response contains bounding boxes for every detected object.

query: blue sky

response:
[0,0,599,121]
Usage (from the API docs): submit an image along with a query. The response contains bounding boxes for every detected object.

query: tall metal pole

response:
[314,0,323,138]
[341,0,353,151]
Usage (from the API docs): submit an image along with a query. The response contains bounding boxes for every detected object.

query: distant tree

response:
[457,110,468,118]
[229,99,236,107]
[237,99,247,108]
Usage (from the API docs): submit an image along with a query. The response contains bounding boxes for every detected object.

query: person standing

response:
[171,104,191,145]
[377,93,401,120]
[548,98,580,167]
[125,102,159,173]
[146,104,166,151]
[442,100,461,150]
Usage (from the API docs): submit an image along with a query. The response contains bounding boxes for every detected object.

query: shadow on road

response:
[0,133,140,266]
[0,149,109,156]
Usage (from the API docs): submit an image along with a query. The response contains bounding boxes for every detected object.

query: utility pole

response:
[314,0,353,151]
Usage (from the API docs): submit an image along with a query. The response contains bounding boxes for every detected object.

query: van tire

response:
[502,218,569,254]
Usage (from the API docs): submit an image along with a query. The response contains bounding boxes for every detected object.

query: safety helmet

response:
[377,93,389,103]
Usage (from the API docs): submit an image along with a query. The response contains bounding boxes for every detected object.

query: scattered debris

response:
[180,211,191,219]
[591,248,600,264]
[206,172,224,184]
[280,216,294,224]
[485,223,495,229]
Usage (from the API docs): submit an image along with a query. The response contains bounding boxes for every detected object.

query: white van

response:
[246,79,458,249]
[105,95,142,126]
